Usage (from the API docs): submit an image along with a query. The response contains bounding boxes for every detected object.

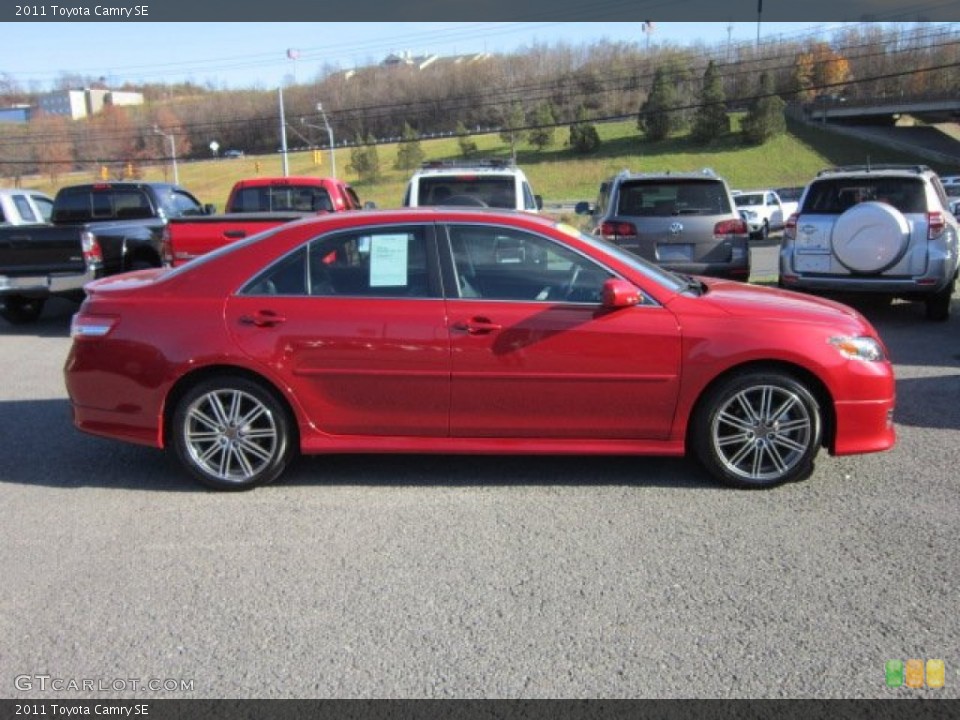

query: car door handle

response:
[224,230,247,239]
[453,317,502,335]
[239,310,286,327]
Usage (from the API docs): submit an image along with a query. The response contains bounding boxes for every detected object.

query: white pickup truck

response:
[733,189,789,240]
[0,188,54,226]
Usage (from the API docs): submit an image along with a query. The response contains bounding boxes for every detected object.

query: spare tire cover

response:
[831,201,910,274]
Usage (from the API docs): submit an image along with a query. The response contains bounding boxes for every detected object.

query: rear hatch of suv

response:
[789,176,930,277]
[604,178,747,271]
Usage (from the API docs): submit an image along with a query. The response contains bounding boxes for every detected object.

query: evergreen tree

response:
[456,121,478,158]
[638,66,677,141]
[528,101,557,151]
[395,122,424,170]
[741,72,786,145]
[499,103,526,161]
[569,105,601,154]
[691,61,730,144]
[349,133,380,182]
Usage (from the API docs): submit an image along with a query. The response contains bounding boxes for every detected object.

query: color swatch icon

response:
[888,658,946,689]
[927,659,945,689]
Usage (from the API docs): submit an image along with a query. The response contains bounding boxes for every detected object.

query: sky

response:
[0,21,880,92]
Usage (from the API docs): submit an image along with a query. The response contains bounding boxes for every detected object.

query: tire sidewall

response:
[693,371,822,489]
[171,375,294,491]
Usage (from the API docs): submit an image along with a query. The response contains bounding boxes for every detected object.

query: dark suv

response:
[575,170,750,280]
[779,165,959,320]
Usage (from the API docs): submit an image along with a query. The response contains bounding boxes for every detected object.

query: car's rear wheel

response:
[692,371,822,489]
[0,295,46,325]
[171,375,295,490]
[925,279,954,321]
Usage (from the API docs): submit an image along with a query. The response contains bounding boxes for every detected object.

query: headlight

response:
[828,336,885,362]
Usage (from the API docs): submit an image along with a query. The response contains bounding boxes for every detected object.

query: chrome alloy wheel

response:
[710,384,814,483]
[182,388,279,484]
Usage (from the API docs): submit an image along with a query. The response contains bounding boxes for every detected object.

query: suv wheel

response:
[925,281,954,322]
[832,202,909,274]
[0,295,46,324]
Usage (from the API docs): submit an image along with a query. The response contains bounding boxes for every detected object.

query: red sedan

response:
[64,209,895,490]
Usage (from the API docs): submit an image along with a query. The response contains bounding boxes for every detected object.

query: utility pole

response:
[279,87,289,177]
[153,125,179,185]
[756,0,762,47]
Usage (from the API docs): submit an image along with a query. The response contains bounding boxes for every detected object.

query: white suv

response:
[780,165,959,320]
[402,160,542,212]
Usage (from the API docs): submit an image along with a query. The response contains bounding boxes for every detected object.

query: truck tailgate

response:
[0,225,86,275]
[167,212,308,265]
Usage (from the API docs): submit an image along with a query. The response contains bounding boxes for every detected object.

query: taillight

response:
[928,211,945,239]
[70,313,117,339]
[81,230,102,267]
[600,221,638,240]
[160,226,173,266]
[784,213,799,241]
[714,218,747,236]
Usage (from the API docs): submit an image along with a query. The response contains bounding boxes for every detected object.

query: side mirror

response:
[204,203,217,215]
[601,278,641,309]
[534,194,543,211]
[574,201,592,216]
[363,201,378,210]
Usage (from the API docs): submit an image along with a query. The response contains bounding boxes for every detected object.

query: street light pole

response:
[317,103,336,179]
[153,125,179,185]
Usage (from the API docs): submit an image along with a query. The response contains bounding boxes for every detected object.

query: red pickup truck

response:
[164,176,363,266]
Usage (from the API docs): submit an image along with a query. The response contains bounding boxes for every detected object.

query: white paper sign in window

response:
[369,234,409,287]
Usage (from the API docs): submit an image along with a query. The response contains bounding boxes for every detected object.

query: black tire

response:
[692,371,822,489]
[0,295,46,325]
[171,375,295,491]
[760,220,769,241]
[925,283,953,322]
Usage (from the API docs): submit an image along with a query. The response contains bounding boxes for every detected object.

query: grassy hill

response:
[15,116,948,213]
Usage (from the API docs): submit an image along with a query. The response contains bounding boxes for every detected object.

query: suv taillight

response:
[784,213,799,241]
[81,230,102,267]
[714,218,747,236]
[601,221,638,240]
[928,211,945,239]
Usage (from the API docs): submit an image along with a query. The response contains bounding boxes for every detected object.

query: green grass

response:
[14,117,950,211]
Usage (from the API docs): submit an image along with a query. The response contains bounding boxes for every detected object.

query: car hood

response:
[694,278,867,326]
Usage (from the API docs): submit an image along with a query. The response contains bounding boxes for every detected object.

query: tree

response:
[638,65,678,142]
[456,121,478,158]
[30,112,74,184]
[349,133,380,182]
[793,42,852,101]
[395,122,424,170]
[691,61,730,145]
[741,72,786,146]
[499,103,526,161]
[528,101,557,151]
[568,105,601,154]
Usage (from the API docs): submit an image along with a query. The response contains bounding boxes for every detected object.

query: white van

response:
[402,160,542,212]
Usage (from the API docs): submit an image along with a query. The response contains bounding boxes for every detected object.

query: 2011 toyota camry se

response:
[64,208,895,491]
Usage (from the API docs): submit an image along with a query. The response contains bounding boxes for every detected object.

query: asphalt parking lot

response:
[1,248,958,699]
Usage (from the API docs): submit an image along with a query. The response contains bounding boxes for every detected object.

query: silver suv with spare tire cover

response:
[779,165,959,320]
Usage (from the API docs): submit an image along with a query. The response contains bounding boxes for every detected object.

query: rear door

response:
[226,222,451,437]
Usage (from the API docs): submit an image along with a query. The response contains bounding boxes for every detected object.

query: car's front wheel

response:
[692,371,822,489]
[171,375,295,490]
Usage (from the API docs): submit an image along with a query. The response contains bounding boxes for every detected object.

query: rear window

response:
[616,179,731,217]
[802,177,926,215]
[417,176,515,208]
[230,186,333,213]
[53,188,154,223]
[734,194,764,208]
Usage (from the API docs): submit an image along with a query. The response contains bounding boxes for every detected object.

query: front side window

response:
[242,225,436,299]
[166,190,205,217]
[446,225,613,303]
[12,195,36,222]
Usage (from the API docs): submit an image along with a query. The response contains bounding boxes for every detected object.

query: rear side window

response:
[802,177,926,215]
[617,180,731,217]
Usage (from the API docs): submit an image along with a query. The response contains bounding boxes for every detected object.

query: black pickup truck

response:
[0,182,213,324]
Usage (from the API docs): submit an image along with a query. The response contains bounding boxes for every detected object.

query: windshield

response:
[572,228,686,293]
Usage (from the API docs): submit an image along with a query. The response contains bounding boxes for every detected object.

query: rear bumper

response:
[0,267,95,298]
